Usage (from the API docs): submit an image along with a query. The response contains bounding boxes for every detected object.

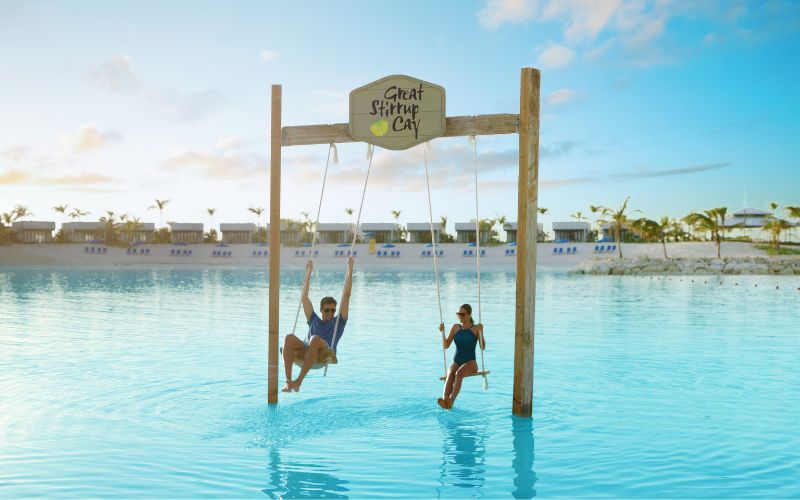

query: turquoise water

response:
[1,266,799,498]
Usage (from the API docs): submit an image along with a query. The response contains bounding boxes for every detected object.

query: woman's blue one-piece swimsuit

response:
[453,328,478,365]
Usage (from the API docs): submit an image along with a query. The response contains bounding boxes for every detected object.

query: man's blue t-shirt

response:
[306,312,347,352]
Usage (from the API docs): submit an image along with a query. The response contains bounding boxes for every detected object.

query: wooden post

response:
[513,68,540,417]
[268,85,282,404]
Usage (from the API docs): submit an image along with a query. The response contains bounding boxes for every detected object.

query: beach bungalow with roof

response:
[503,222,545,243]
[220,223,256,244]
[406,222,442,244]
[11,221,56,243]
[600,222,637,242]
[115,222,156,244]
[361,222,401,243]
[169,222,203,244]
[62,221,105,243]
[263,222,303,246]
[316,223,352,244]
[455,222,494,245]
[553,221,591,243]
[724,208,774,242]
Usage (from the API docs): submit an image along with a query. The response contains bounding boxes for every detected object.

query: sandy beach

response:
[0,242,774,271]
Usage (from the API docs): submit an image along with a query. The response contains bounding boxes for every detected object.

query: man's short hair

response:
[320,296,337,309]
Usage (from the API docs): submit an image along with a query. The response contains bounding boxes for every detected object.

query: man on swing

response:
[282,256,354,392]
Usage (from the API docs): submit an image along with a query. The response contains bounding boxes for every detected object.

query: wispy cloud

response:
[478,0,538,29]
[0,168,120,187]
[59,122,122,154]
[0,168,32,185]
[260,49,280,62]
[537,43,575,68]
[86,55,225,123]
[163,149,267,178]
[90,55,140,92]
[540,161,733,189]
[546,88,577,106]
[542,0,621,42]
[3,145,29,162]
[607,162,732,181]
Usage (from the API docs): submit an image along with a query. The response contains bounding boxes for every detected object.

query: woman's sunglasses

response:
[456,312,467,317]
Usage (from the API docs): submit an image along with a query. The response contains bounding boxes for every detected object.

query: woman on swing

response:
[438,303,486,409]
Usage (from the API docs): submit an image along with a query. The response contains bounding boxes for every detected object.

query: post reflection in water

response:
[262,447,349,499]
[436,411,487,497]
[511,416,537,499]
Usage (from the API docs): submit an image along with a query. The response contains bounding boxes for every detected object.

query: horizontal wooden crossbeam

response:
[282,114,519,147]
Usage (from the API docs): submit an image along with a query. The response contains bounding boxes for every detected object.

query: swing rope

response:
[423,142,447,378]
[329,144,374,355]
[469,135,488,390]
[291,143,337,335]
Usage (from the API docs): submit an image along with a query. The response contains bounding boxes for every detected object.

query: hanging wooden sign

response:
[349,75,446,150]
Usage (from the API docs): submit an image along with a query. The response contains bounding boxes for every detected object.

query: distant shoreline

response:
[0,242,783,274]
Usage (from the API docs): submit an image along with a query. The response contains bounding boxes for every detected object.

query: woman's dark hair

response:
[460,303,474,325]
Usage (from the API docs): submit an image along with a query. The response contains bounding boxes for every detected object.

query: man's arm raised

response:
[338,256,355,320]
[301,259,314,321]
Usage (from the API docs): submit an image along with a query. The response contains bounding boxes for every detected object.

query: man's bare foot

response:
[444,398,454,409]
[292,380,302,392]
[281,381,294,392]
[437,398,449,410]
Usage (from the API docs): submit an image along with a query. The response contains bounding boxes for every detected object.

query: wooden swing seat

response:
[281,346,338,370]
[439,370,490,381]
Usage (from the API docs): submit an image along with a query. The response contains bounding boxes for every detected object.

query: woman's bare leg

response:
[446,360,477,407]
[439,363,459,409]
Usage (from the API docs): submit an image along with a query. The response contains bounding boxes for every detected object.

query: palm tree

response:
[206,208,216,227]
[763,216,792,253]
[300,211,313,243]
[494,214,507,239]
[99,210,118,245]
[206,208,217,241]
[537,207,548,215]
[683,207,727,259]
[249,206,265,243]
[53,204,69,223]
[391,210,402,242]
[593,197,636,259]
[123,216,142,245]
[13,205,33,220]
[148,199,170,228]
[632,217,671,258]
[69,208,90,222]
[787,206,800,243]
[1,212,13,225]
[571,211,586,221]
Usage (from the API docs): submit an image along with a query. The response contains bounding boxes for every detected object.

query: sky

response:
[1,0,799,236]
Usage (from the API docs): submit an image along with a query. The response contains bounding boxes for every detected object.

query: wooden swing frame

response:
[268,68,541,417]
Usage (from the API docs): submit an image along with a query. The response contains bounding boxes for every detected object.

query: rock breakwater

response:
[572,256,800,275]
